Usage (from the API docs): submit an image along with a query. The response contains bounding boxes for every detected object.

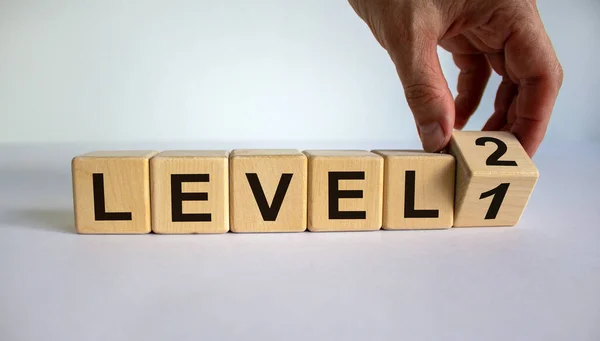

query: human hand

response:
[349,0,563,156]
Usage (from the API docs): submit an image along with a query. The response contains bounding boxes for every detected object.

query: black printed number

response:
[476,137,518,166]
[480,183,510,220]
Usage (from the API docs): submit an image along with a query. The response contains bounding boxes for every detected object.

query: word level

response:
[71,131,539,234]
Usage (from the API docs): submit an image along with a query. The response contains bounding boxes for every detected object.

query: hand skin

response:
[349,0,563,157]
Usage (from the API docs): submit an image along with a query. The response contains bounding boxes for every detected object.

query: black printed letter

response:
[328,172,366,220]
[246,173,293,221]
[171,174,211,222]
[404,170,439,218]
[93,173,132,221]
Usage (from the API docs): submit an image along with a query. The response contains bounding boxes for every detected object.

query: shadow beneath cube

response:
[1,208,75,234]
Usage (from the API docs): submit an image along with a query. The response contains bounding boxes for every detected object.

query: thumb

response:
[389,35,455,152]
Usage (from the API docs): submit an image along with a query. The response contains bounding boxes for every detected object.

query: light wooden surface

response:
[229,149,307,232]
[373,150,455,230]
[304,150,383,232]
[71,150,158,234]
[150,150,229,234]
[449,131,539,227]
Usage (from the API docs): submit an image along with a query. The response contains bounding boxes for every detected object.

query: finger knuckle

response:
[404,83,447,110]
[380,0,436,46]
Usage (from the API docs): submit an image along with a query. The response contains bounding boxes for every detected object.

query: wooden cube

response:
[449,131,539,227]
[304,150,383,232]
[150,151,229,234]
[229,149,307,233]
[71,151,158,234]
[373,150,455,230]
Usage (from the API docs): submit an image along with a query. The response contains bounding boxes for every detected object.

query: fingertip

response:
[482,111,507,132]
[453,95,469,130]
[417,119,453,153]
[511,133,538,158]
[510,123,545,158]
[453,116,467,130]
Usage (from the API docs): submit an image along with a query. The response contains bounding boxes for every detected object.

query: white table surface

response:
[1,142,599,341]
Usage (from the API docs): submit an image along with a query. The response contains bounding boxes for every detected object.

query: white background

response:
[1,0,599,147]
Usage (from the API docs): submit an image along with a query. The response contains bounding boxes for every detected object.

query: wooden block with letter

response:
[304,150,383,232]
[372,150,455,230]
[150,150,229,234]
[71,150,158,234]
[449,131,539,227]
[229,149,307,233]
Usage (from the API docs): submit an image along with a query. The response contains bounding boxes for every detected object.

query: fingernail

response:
[418,122,445,152]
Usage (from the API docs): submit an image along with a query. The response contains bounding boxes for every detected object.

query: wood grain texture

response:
[230,149,307,233]
[150,150,229,234]
[449,131,539,227]
[71,150,158,234]
[373,150,455,230]
[304,150,383,232]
